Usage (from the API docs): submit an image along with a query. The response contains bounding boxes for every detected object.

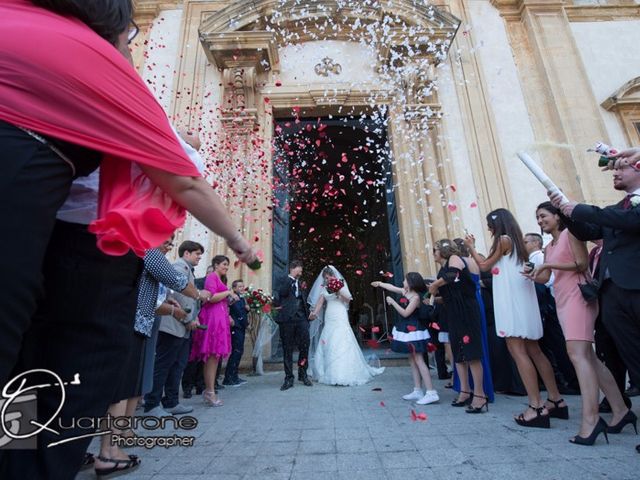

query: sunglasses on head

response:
[127,21,139,44]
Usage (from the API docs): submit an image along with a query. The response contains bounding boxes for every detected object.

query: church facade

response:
[132,0,640,283]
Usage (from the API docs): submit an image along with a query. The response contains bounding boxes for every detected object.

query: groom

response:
[274,259,313,390]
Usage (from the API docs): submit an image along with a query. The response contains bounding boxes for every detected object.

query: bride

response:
[307,266,385,386]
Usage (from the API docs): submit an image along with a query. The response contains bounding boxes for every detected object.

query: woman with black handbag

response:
[528,202,634,445]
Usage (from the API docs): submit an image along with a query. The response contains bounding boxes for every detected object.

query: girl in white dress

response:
[308,266,385,386]
[464,208,565,428]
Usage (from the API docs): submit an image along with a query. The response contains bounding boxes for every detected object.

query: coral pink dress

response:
[544,230,598,342]
[189,272,231,361]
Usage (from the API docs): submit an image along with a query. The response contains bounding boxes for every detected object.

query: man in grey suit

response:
[143,241,204,415]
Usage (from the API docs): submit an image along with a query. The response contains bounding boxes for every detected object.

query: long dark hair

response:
[486,208,528,264]
[405,272,427,294]
[536,201,566,232]
[211,255,230,285]
[31,0,133,45]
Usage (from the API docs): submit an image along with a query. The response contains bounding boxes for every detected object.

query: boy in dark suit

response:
[223,280,250,386]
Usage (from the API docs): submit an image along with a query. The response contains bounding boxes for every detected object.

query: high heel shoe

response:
[546,398,569,420]
[515,405,550,429]
[607,409,638,434]
[466,395,489,414]
[569,417,609,446]
[451,391,472,407]
[203,390,223,407]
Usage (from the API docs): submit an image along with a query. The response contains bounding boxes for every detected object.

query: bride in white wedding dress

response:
[307,266,385,386]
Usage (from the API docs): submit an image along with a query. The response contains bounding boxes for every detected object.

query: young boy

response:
[223,280,250,386]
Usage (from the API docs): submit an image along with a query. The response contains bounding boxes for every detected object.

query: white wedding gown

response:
[311,288,385,386]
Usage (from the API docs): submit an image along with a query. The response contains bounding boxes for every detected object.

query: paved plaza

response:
[78,366,638,480]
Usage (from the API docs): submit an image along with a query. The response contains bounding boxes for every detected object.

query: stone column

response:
[491,0,618,205]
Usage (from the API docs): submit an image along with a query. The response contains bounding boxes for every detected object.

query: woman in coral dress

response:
[530,202,633,445]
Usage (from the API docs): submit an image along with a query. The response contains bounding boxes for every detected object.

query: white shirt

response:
[529,249,554,291]
[56,128,205,225]
[528,250,544,268]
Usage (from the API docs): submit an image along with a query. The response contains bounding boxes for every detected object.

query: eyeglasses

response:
[127,21,139,44]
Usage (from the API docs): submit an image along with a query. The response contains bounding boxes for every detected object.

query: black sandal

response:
[515,405,550,429]
[79,452,95,471]
[451,391,473,407]
[95,454,141,478]
[466,395,489,414]
[546,398,569,419]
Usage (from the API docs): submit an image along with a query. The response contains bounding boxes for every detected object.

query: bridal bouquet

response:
[325,278,344,294]
[244,287,274,314]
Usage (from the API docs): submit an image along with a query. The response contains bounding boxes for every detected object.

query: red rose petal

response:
[491,267,500,275]
[407,325,417,332]
[447,203,457,212]
[431,322,440,331]
[380,401,386,407]
[463,335,470,344]
[470,201,478,208]
[427,342,437,353]
[372,326,380,333]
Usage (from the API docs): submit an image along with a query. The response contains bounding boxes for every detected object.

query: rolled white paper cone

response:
[517,152,569,204]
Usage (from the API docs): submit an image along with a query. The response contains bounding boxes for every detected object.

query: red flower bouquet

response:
[325,278,344,294]
[244,287,274,315]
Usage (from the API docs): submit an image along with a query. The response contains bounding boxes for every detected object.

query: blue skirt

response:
[390,317,430,354]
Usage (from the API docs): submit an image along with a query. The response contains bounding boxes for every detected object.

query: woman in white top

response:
[465,208,565,428]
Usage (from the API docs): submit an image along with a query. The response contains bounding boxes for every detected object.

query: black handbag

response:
[578,275,599,303]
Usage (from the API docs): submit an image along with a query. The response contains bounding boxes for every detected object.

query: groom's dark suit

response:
[274,275,311,384]
[564,195,640,386]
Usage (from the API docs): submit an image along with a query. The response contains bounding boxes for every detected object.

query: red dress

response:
[189,273,231,361]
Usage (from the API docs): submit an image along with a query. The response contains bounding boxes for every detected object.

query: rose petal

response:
[463,335,470,344]
[491,267,500,275]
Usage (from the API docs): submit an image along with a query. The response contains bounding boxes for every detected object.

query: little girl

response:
[372,272,439,405]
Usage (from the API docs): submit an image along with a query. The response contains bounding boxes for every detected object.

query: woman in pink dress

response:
[529,202,634,445]
[190,255,237,406]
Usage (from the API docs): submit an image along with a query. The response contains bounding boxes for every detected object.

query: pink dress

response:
[189,272,231,361]
[545,230,598,342]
